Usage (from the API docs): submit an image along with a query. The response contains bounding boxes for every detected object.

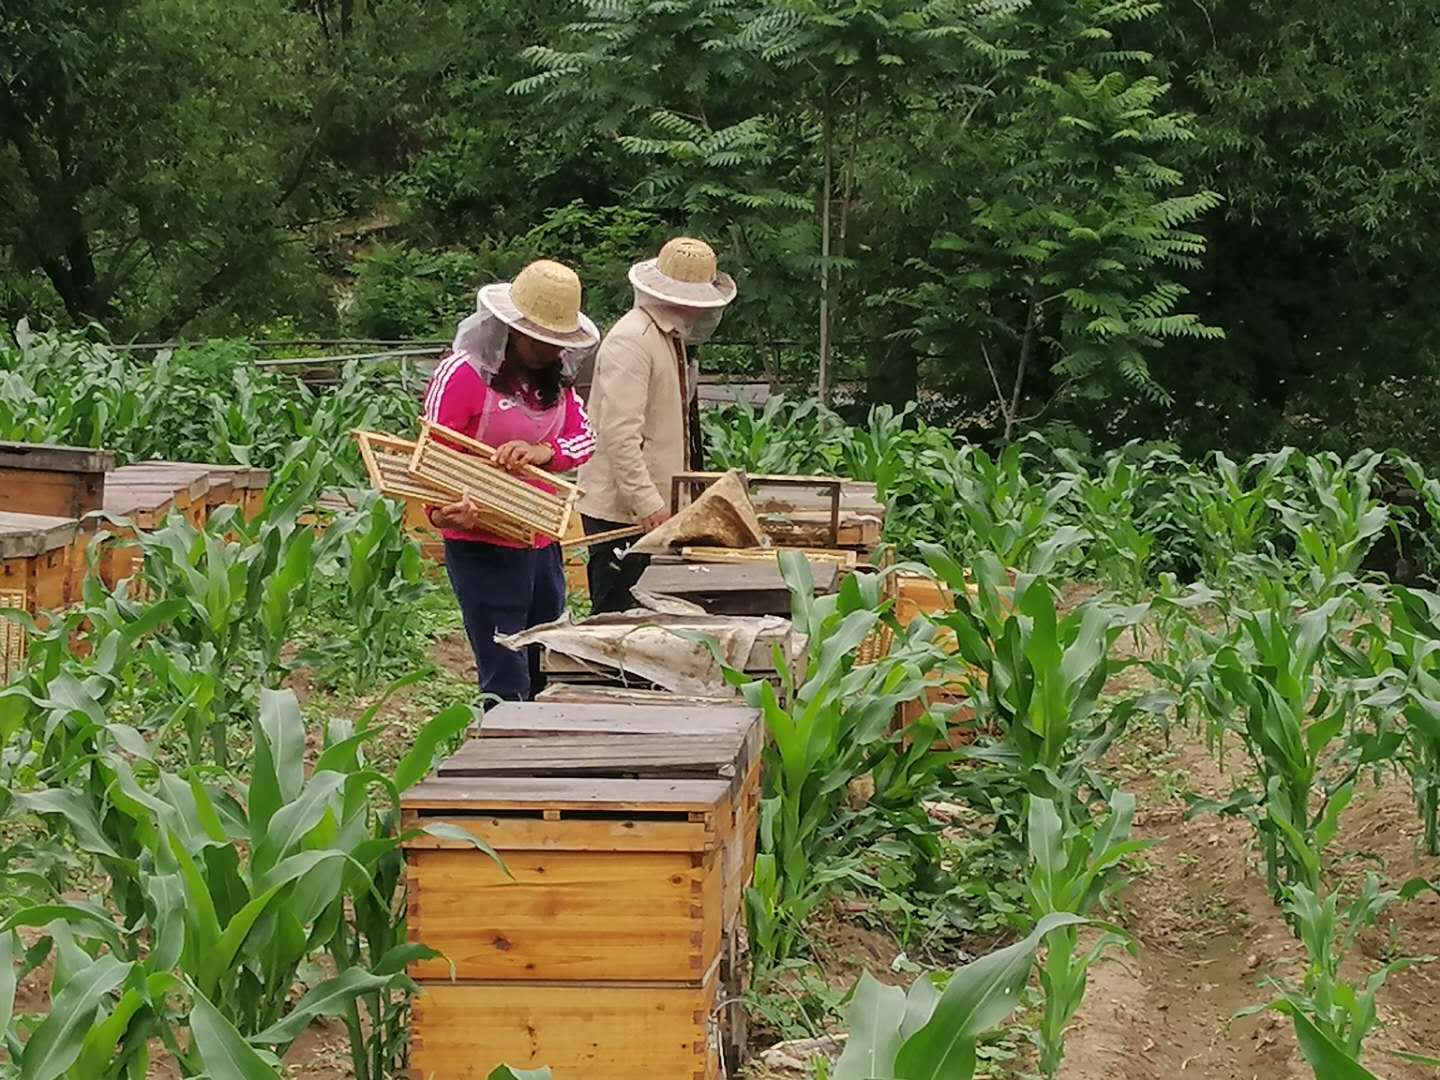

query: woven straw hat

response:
[479,259,600,349]
[629,237,737,309]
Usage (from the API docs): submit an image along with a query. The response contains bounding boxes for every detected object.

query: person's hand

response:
[434,494,491,532]
[494,440,555,472]
[639,507,671,533]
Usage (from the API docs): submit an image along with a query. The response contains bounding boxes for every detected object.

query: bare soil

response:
[1063,717,1440,1080]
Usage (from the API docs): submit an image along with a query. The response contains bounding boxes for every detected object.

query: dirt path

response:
[1064,719,1440,1080]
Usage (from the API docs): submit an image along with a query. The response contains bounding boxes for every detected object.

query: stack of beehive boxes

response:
[401,701,762,1079]
[0,441,115,681]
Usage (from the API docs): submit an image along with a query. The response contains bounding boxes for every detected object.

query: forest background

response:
[3,0,1438,460]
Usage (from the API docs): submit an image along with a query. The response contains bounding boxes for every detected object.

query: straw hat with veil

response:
[450,259,601,390]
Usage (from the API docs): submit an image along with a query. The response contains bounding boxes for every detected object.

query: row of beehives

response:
[0,441,269,682]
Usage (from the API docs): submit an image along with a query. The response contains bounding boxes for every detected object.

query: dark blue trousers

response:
[444,540,566,702]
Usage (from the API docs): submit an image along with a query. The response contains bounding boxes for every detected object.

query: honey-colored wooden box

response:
[410,975,719,1080]
[402,702,762,1080]
[96,462,269,593]
[1,511,91,682]
[0,441,113,519]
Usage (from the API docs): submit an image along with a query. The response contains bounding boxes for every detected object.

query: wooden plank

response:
[401,812,712,853]
[640,561,838,596]
[406,848,716,982]
[636,560,838,616]
[100,486,180,516]
[409,978,717,1080]
[477,702,758,739]
[401,774,731,814]
[468,705,764,783]
[680,546,858,572]
[534,685,739,707]
[0,441,114,474]
[438,736,744,781]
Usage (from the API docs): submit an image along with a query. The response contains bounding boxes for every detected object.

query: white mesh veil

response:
[450,294,596,386]
[634,290,725,346]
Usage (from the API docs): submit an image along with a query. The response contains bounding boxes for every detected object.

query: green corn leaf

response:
[189,984,283,1080]
[373,942,442,976]
[251,689,306,840]
[1270,1000,1380,1079]
[893,912,1086,1078]
[833,971,907,1080]
[1314,782,1355,853]
[0,931,16,1041]
[1392,1050,1440,1066]
[900,973,942,1040]
[487,1068,552,1080]
[168,829,223,973]
[394,704,476,792]
[147,873,187,971]
[15,789,123,860]
[20,954,132,1080]
[1028,797,1064,901]
[250,967,393,1045]
[0,903,126,957]
[74,972,178,1076]
[419,823,510,875]
[251,771,346,876]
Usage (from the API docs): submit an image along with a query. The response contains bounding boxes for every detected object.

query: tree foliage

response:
[3,0,1440,458]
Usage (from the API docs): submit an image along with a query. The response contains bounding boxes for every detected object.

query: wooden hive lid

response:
[401,773,732,814]
[438,734,743,782]
[0,441,115,475]
[106,463,213,501]
[0,511,81,559]
[132,461,271,490]
[472,701,762,778]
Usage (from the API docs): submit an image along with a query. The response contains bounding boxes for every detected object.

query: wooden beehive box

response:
[0,441,114,519]
[1,511,89,682]
[672,472,885,554]
[402,701,763,1080]
[636,556,840,617]
[95,462,270,594]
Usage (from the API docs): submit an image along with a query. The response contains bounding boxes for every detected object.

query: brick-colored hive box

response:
[401,702,762,1079]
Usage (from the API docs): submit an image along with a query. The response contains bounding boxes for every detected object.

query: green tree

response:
[516,0,1019,399]
[910,0,1222,441]
[0,0,454,338]
[1130,0,1440,457]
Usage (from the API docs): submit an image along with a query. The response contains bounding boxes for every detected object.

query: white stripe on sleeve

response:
[423,355,466,421]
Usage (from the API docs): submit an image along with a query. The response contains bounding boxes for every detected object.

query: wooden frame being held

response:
[407,422,580,545]
[352,431,454,509]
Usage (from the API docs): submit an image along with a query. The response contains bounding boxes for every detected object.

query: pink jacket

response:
[421,353,596,548]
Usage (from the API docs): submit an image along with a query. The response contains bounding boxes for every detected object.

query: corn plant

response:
[0,685,480,1077]
[1054,448,1158,598]
[1024,793,1149,1079]
[1190,588,1400,900]
[331,493,432,687]
[736,552,944,969]
[948,442,1087,576]
[918,545,1150,821]
[1240,874,1436,1080]
[1270,451,1390,604]
[1359,585,1440,854]
[1165,448,1296,593]
[831,912,1086,1080]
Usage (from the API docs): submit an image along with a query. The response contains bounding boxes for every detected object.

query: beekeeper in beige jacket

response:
[578,237,737,612]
